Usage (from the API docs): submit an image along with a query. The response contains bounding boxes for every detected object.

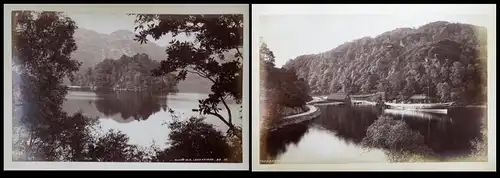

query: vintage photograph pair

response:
[3,4,496,171]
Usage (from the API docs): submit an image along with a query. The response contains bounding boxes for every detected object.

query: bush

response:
[361,115,435,162]
[151,116,242,162]
[468,121,487,161]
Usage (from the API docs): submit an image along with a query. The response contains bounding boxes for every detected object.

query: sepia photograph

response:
[5,4,249,170]
[254,4,495,171]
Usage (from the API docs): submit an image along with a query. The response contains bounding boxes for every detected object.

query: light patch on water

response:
[275,127,389,164]
[97,111,171,149]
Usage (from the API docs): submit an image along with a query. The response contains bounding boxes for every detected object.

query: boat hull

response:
[400,108,448,114]
[383,109,450,121]
[384,102,453,109]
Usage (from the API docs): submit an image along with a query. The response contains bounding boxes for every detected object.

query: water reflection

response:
[315,106,381,144]
[275,127,389,164]
[260,119,311,161]
[63,91,242,150]
[262,105,486,163]
[63,91,168,123]
[384,108,484,156]
[94,92,167,122]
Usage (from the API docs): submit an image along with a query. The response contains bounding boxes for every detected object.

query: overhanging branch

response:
[184,69,216,84]
[220,96,232,125]
[206,111,241,139]
[207,111,233,129]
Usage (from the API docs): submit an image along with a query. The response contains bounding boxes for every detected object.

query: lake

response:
[63,91,242,149]
[261,105,487,164]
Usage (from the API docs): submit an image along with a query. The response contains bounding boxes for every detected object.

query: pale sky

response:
[64,12,192,47]
[258,4,495,67]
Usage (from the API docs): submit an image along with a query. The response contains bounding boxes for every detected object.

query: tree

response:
[451,61,465,86]
[85,67,94,86]
[259,38,312,121]
[93,59,116,90]
[260,37,276,65]
[151,117,240,162]
[436,82,451,102]
[90,54,178,92]
[89,129,150,162]
[132,14,243,135]
[12,11,85,160]
[260,38,277,90]
[12,11,141,162]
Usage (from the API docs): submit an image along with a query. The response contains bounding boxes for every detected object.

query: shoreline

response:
[309,96,487,108]
[267,105,321,132]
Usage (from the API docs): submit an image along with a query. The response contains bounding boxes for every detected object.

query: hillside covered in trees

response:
[71,53,178,93]
[283,21,487,105]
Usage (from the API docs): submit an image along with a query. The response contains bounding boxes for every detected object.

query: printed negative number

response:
[260,159,278,164]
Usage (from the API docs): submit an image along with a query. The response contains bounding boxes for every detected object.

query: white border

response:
[251,4,496,171]
[4,4,249,170]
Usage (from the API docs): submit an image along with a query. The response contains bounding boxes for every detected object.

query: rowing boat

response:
[384,102,453,109]
[383,109,451,121]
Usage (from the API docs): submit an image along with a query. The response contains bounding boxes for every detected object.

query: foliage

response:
[12,112,99,161]
[260,38,312,123]
[361,115,436,160]
[12,11,84,161]
[151,116,242,162]
[132,14,243,133]
[71,53,179,93]
[88,129,151,162]
[468,120,488,161]
[284,21,487,105]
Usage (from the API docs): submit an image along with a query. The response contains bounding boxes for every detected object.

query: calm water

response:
[63,91,242,149]
[262,105,486,164]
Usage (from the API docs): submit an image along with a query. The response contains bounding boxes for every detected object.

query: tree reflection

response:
[94,91,165,121]
[315,105,380,144]
[260,120,311,161]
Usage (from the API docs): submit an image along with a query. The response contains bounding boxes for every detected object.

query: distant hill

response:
[283,21,487,104]
[67,28,212,93]
[72,28,165,69]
